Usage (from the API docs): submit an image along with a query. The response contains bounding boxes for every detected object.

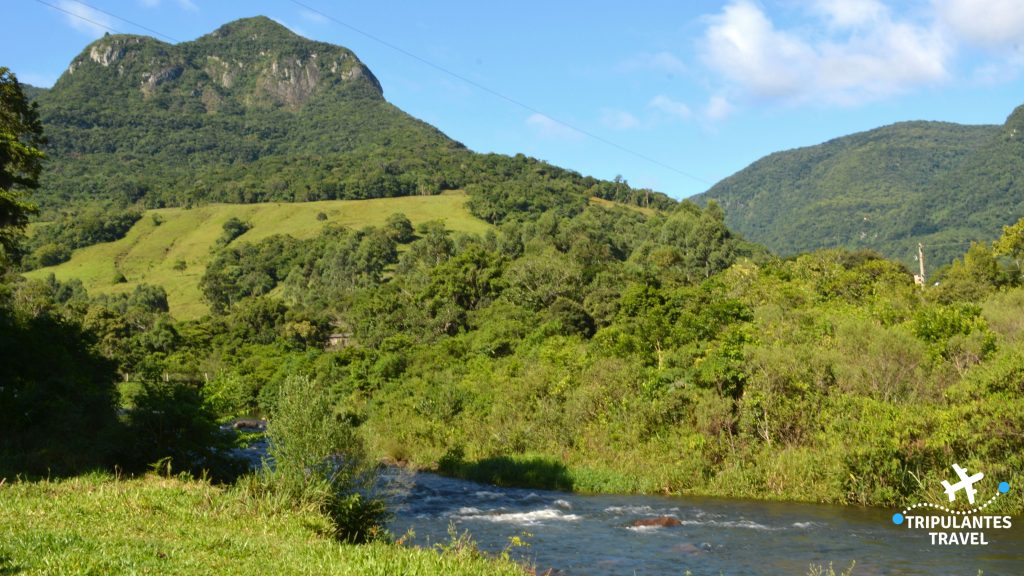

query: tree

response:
[0,67,45,261]
[384,212,414,243]
[994,216,1024,283]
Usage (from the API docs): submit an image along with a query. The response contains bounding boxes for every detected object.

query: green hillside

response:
[694,117,1019,270]
[29,16,671,224]
[25,192,489,319]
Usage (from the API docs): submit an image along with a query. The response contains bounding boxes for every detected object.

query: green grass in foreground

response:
[24,192,490,319]
[0,473,524,576]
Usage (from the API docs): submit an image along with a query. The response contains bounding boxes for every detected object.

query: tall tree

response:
[0,67,45,261]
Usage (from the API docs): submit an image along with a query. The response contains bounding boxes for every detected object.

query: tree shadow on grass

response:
[0,553,25,575]
[438,450,573,492]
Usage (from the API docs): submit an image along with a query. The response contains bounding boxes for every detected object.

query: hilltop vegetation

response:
[695,115,1024,270]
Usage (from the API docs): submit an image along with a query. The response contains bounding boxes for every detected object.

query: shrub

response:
[265,375,389,543]
[119,381,244,481]
[217,217,251,247]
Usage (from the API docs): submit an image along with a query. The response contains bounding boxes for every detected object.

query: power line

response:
[35,0,710,187]
[62,0,181,43]
[287,0,710,186]
[34,0,125,35]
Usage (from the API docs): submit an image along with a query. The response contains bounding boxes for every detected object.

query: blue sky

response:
[4,0,1024,198]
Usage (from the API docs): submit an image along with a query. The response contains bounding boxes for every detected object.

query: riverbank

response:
[0,472,526,576]
[427,448,1022,515]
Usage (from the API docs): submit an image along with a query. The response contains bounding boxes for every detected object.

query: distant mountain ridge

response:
[694,110,1024,270]
[30,16,671,218]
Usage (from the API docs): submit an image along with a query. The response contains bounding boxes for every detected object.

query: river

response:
[227,428,1023,574]
[382,469,1024,576]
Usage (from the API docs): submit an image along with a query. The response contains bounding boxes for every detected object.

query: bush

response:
[385,212,414,243]
[265,375,389,543]
[119,381,244,481]
[30,242,71,267]
[217,217,251,247]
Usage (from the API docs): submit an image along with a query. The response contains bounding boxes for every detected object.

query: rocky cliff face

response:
[56,16,382,112]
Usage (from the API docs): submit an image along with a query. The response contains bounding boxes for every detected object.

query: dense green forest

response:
[695,115,1024,271]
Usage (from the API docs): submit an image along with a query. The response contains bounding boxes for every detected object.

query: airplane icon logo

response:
[941,464,984,505]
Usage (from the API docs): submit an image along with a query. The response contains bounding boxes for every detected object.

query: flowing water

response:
[383,470,1024,575]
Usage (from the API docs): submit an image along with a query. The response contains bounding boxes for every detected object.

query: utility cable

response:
[61,0,181,43]
[287,0,710,186]
[35,0,709,187]
[33,0,126,36]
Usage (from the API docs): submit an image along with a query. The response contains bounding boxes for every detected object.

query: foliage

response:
[695,118,1020,271]
[265,375,388,543]
[0,67,45,263]
[25,193,492,319]
[24,207,141,268]
[0,280,119,476]
[216,216,251,247]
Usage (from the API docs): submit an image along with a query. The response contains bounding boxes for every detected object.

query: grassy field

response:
[587,196,657,216]
[24,192,490,319]
[0,473,525,576]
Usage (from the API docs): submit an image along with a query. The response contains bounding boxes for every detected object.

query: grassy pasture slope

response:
[25,192,490,319]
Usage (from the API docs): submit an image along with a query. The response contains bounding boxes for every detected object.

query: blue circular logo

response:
[999,481,1010,494]
[892,512,904,525]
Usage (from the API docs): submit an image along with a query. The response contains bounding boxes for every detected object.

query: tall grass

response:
[0,472,526,575]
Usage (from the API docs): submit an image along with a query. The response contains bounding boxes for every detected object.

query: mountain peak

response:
[53,15,382,108]
[202,16,302,43]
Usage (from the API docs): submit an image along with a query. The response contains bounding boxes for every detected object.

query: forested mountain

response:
[30,16,670,221]
[694,113,1024,271]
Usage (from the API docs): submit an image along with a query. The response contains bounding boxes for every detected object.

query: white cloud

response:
[648,94,692,121]
[620,51,687,76]
[56,0,115,37]
[705,95,734,121]
[702,2,816,101]
[600,108,640,130]
[935,0,1024,49]
[526,113,582,140]
[699,0,949,107]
